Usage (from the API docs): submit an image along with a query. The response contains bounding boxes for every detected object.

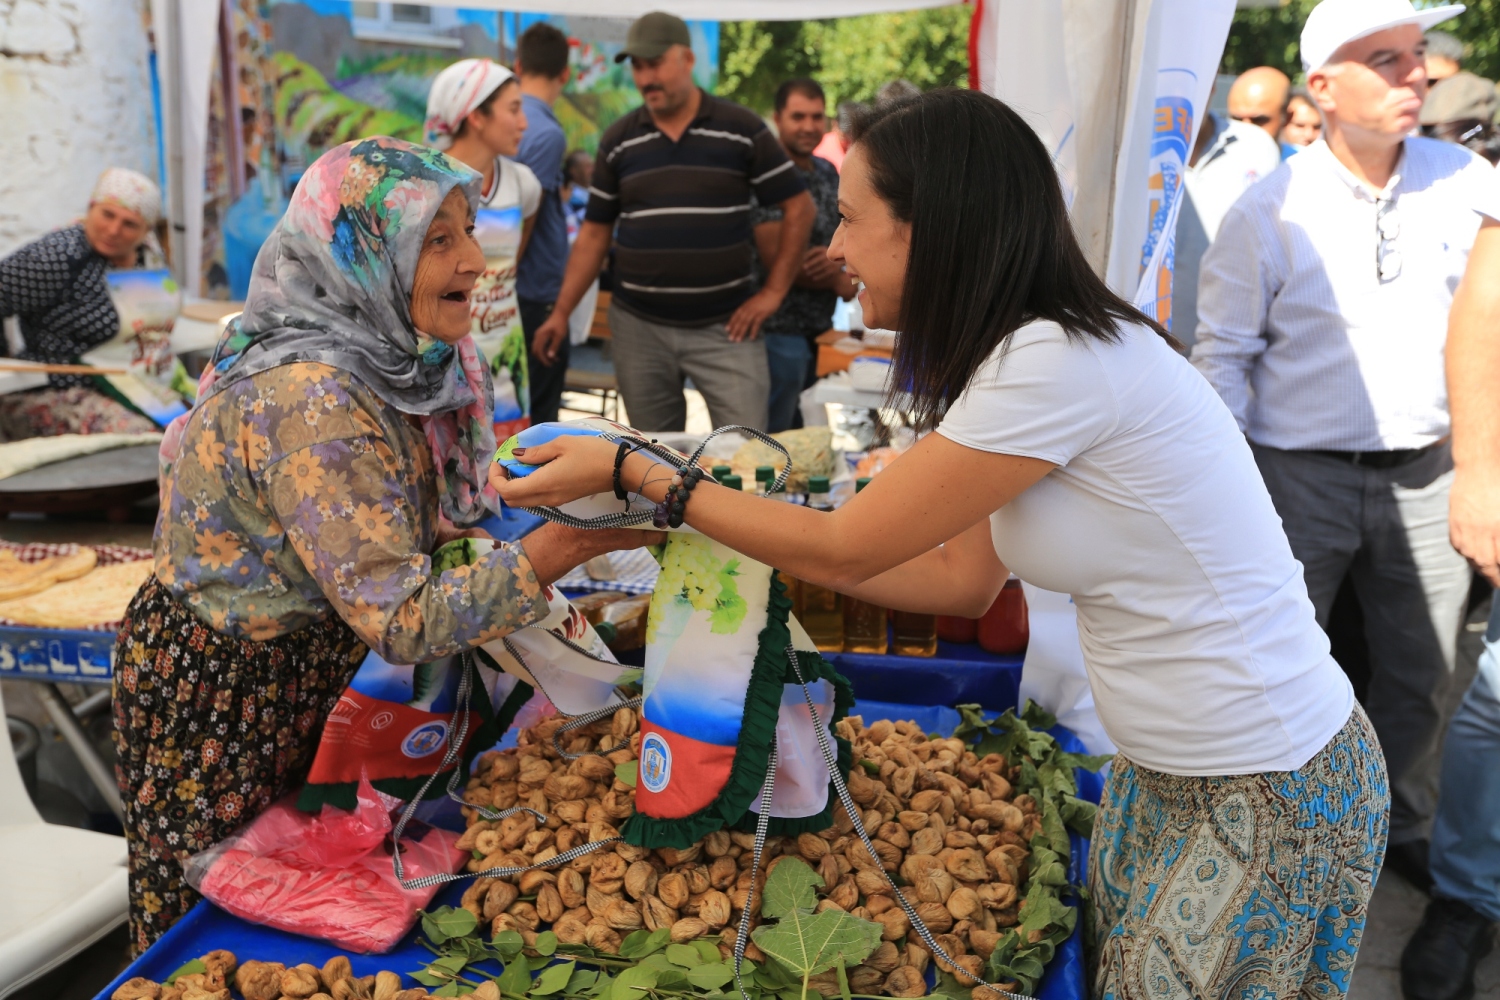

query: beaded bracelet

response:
[654,464,707,529]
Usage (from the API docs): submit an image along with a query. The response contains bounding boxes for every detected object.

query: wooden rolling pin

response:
[0,362,130,376]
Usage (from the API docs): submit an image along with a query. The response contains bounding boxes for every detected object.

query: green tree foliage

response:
[718,9,970,116]
[1222,0,1500,82]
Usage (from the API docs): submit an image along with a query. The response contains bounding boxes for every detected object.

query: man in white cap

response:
[1193,0,1499,908]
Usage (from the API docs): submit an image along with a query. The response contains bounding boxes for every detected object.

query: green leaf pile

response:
[952,700,1109,994]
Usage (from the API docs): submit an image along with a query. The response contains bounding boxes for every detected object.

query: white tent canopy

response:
[387,0,957,18]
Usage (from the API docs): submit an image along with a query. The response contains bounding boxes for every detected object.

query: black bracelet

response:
[654,464,707,529]
[612,440,633,504]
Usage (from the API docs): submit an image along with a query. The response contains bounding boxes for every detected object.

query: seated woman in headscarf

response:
[0,167,164,439]
[115,137,655,954]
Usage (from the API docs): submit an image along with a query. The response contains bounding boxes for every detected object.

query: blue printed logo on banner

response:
[640,733,672,793]
[1139,95,1195,329]
[401,721,449,758]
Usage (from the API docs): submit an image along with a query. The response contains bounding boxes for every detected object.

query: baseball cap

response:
[614,12,691,64]
[1301,0,1465,72]
[1420,70,1497,125]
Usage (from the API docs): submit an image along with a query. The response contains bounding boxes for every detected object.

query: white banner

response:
[976,0,1235,740]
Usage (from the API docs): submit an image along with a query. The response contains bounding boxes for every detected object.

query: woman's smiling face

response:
[827,145,912,332]
[409,187,484,343]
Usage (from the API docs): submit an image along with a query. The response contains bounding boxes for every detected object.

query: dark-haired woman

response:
[490,90,1387,998]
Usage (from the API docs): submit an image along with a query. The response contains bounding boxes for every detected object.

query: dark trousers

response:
[519,297,571,425]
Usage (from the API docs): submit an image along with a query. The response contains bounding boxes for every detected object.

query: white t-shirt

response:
[937,319,1353,777]
[471,157,543,435]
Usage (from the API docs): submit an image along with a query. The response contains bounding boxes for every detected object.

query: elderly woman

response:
[0,168,164,439]
[114,138,651,953]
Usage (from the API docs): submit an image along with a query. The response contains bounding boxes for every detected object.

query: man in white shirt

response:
[1193,0,1499,892]
[1171,108,1281,346]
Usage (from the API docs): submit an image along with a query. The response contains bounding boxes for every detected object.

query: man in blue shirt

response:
[514,22,572,423]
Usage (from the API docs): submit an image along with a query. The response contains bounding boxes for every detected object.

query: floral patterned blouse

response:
[155,361,545,663]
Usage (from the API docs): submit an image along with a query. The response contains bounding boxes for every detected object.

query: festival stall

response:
[3,3,1240,999]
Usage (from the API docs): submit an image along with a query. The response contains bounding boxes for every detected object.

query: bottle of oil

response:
[841,477,888,653]
[892,609,938,657]
[798,475,843,652]
[712,465,732,483]
[755,465,775,496]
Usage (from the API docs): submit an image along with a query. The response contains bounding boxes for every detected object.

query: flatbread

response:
[0,548,99,602]
[0,558,151,629]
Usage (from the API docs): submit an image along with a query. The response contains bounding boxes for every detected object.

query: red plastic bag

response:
[183,778,463,953]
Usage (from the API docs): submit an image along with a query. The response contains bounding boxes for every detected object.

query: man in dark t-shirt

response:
[530,11,815,432]
[753,79,857,431]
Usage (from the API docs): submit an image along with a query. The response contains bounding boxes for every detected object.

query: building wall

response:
[0,0,160,256]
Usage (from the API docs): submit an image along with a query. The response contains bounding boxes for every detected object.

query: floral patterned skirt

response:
[112,575,367,955]
[1089,706,1389,1000]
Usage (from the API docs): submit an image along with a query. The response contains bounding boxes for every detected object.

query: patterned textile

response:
[554,545,661,596]
[0,386,156,440]
[1090,707,1389,1000]
[752,154,842,338]
[112,575,368,954]
[92,167,162,225]
[195,137,498,526]
[424,58,514,151]
[155,362,547,662]
[0,224,118,388]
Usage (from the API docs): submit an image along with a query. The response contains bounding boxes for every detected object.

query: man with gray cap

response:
[1193,0,1500,898]
[1422,69,1500,163]
[529,11,814,432]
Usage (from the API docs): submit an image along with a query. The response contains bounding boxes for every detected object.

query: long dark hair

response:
[848,89,1171,430]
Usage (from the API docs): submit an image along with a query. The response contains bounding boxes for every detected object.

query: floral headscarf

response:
[164,137,500,526]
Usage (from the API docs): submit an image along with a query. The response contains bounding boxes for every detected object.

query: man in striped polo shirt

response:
[530,12,815,432]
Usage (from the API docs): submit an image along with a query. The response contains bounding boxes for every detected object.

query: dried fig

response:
[703,830,732,857]
[281,966,321,999]
[914,867,955,904]
[235,963,286,1000]
[558,868,587,908]
[699,889,732,929]
[670,917,710,943]
[910,790,945,814]
[642,894,679,931]
[866,941,901,975]
[657,871,690,909]
[884,968,926,998]
[945,848,989,883]
[483,881,520,920]
[330,978,368,1000]
[902,944,931,974]
[372,972,401,1000]
[875,908,910,941]
[656,843,702,866]
[470,983,500,1000]
[682,864,712,895]
[554,912,590,944]
[916,900,955,933]
[112,978,161,1000]
[545,774,596,801]
[537,882,566,923]
[508,901,541,931]
[864,894,896,915]
[624,860,659,899]
[604,899,644,930]
[587,885,624,917]
[201,952,237,985]
[977,883,1018,911]
[947,887,982,922]
[854,868,890,896]
[969,928,1004,958]
[590,852,628,892]
[571,755,616,781]
[318,959,349,989]
[847,967,883,994]
[910,827,944,855]
[828,875,859,911]
[585,922,623,953]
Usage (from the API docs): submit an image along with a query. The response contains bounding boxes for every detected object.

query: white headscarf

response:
[91,167,161,226]
[424,59,515,151]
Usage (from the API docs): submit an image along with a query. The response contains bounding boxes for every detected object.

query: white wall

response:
[0,0,160,256]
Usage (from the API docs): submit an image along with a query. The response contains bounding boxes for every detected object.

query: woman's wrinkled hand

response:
[519,521,667,587]
[488,435,623,508]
